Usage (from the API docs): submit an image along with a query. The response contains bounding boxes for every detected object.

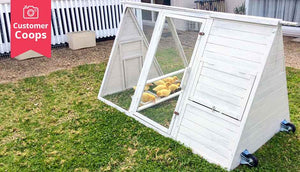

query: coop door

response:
[189,57,257,120]
[133,16,204,131]
[119,39,144,88]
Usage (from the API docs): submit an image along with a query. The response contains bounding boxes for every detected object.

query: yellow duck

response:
[154,80,166,86]
[141,92,156,103]
[168,83,180,92]
[133,83,153,91]
[153,84,168,92]
[163,76,179,84]
[157,89,171,97]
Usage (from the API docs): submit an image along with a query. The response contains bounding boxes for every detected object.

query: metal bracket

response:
[240,149,250,165]
[240,149,258,167]
[280,119,289,132]
[280,119,296,133]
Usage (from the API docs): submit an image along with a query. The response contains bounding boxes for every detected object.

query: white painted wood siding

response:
[177,103,239,168]
[230,27,289,169]
[188,19,275,121]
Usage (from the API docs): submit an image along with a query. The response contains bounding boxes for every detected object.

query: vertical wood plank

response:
[0,4,7,53]
[79,0,86,31]
[103,0,110,37]
[60,0,68,34]
[73,0,80,31]
[107,0,113,36]
[88,0,94,31]
[0,4,9,52]
[51,18,57,45]
[91,0,99,38]
[67,0,80,32]
[55,1,66,42]
[64,0,73,32]
[111,0,117,35]
[51,1,61,44]
[115,0,121,30]
[0,10,3,53]
[118,0,123,32]
[96,0,103,38]
[83,0,90,30]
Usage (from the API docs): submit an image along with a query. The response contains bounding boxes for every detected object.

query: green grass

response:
[156,48,186,74]
[0,63,299,171]
[139,97,179,128]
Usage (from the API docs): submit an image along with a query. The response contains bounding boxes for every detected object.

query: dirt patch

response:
[284,37,300,69]
[0,36,299,84]
[0,40,113,84]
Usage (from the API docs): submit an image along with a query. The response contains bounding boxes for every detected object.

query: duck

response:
[153,84,168,92]
[163,76,179,84]
[141,92,156,103]
[157,89,171,97]
[144,83,153,91]
[154,80,166,86]
[133,83,153,91]
[168,83,180,92]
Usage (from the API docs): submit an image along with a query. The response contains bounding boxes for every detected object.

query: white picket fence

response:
[0,0,140,54]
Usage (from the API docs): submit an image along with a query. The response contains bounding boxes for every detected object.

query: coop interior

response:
[101,8,201,128]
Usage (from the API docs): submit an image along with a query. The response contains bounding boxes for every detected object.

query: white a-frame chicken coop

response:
[98,2,296,170]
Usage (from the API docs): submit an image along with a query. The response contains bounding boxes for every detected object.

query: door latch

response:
[199,32,205,36]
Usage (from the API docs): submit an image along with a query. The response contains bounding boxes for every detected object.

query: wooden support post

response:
[129,11,166,114]
[137,91,182,111]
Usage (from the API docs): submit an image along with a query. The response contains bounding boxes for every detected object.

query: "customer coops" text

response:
[13,23,49,42]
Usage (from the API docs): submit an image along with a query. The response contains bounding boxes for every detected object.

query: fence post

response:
[0,3,10,53]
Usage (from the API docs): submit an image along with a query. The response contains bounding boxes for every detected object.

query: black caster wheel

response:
[240,149,258,167]
[280,120,296,133]
[285,123,296,133]
[247,154,258,167]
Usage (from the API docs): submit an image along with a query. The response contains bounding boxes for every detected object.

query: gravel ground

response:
[0,40,113,84]
[0,36,299,84]
[284,37,300,69]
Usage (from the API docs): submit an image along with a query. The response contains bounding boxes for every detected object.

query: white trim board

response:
[124,2,281,26]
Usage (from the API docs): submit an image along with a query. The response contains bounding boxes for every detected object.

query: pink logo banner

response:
[11,0,51,58]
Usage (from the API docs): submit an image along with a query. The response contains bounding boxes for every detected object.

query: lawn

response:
[0,63,299,171]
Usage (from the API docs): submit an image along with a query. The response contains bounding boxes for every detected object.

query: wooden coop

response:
[98,2,295,170]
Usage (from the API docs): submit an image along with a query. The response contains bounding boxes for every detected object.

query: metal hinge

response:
[174,111,179,116]
[199,32,205,36]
